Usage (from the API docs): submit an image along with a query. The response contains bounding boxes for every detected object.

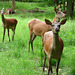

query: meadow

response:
[0,1,75,75]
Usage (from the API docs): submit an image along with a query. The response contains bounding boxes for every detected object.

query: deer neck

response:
[1,14,5,25]
[52,15,60,23]
[52,33,60,50]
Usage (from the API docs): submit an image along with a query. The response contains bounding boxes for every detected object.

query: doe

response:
[43,19,67,75]
[1,8,18,42]
[28,7,66,53]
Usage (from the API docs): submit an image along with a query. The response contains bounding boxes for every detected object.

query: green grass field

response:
[0,1,75,75]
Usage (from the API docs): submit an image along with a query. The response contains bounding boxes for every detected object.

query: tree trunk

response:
[67,0,74,17]
[72,0,74,15]
[59,0,62,8]
[12,0,16,10]
[63,1,65,11]
[54,0,59,5]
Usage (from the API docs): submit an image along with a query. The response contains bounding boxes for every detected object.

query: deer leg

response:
[48,58,53,75]
[28,33,33,53]
[50,63,53,73]
[56,59,60,75]
[41,36,44,52]
[12,29,15,41]
[43,51,46,72]
[7,29,10,42]
[42,36,44,46]
[14,27,16,35]
[2,28,6,42]
[12,30,15,41]
[41,38,44,52]
[31,34,36,54]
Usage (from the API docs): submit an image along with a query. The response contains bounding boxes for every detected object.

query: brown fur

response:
[3,18,17,28]
[28,7,66,53]
[1,12,18,42]
[43,19,67,75]
[28,20,51,36]
[44,33,63,60]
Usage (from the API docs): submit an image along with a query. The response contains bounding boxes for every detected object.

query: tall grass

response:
[0,1,75,75]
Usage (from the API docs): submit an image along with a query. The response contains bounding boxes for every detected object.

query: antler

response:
[54,6,59,12]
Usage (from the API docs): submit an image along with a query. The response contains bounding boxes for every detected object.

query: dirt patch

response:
[19,7,46,13]
[19,9,27,13]
[28,10,46,13]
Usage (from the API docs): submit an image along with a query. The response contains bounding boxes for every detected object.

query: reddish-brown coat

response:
[3,18,18,29]
[28,7,66,53]
[44,35,64,60]
[1,9,18,42]
[43,19,67,75]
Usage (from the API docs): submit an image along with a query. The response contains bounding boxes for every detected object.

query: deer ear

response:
[54,6,58,13]
[60,19,67,25]
[63,10,67,14]
[1,8,4,14]
[45,19,52,25]
[54,6,56,11]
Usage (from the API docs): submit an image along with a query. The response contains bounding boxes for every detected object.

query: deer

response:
[43,19,67,75]
[1,8,18,42]
[28,6,66,54]
[5,8,15,15]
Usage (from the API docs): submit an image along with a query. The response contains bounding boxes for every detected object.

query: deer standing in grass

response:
[28,7,66,53]
[43,19,67,75]
[1,8,18,42]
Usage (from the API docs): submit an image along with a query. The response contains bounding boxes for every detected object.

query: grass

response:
[0,1,75,75]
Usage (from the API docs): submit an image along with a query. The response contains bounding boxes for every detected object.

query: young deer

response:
[1,8,18,42]
[43,19,67,75]
[28,7,66,53]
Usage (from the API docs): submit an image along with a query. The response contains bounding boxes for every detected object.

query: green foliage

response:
[0,0,9,1]
[70,57,75,75]
[0,1,75,75]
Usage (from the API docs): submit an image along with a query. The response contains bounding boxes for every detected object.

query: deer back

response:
[28,19,52,36]
[28,19,43,31]
[4,18,18,29]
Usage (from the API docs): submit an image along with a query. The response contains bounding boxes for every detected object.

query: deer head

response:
[45,19,67,33]
[54,7,66,18]
[1,8,4,14]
